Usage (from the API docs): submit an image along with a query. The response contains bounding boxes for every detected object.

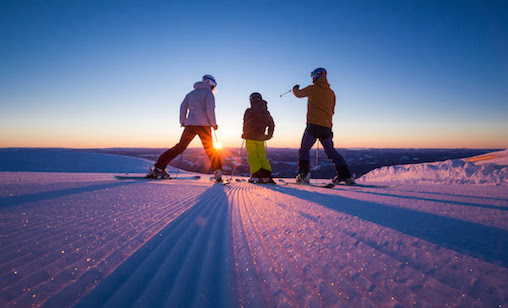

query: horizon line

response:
[1,146,504,151]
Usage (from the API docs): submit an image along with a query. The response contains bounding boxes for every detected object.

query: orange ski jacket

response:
[293,77,335,128]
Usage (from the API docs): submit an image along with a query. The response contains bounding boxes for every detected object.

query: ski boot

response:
[332,174,356,186]
[146,167,171,179]
[249,170,264,184]
[213,169,223,183]
[296,172,311,183]
[262,177,276,184]
[248,177,262,183]
[260,169,275,184]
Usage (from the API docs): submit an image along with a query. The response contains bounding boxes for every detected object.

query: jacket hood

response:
[314,76,330,89]
[250,99,268,111]
[194,81,212,90]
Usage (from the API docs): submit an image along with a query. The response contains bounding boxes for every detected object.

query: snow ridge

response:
[360,150,508,185]
[0,149,154,173]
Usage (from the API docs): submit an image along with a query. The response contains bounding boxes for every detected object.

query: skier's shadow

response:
[73,183,234,308]
[0,181,138,208]
[337,188,508,211]
[273,186,508,268]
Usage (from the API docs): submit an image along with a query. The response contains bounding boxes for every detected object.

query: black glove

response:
[293,84,300,90]
[264,134,272,140]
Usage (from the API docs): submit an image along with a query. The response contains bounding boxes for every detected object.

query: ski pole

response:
[280,89,292,97]
[315,141,319,182]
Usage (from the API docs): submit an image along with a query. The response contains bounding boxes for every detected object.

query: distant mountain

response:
[78,148,499,178]
[0,148,505,185]
[0,148,153,173]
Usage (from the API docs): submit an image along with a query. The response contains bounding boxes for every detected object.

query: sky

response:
[1,0,507,149]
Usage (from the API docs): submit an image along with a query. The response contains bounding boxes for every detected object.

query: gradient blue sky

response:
[1,0,507,149]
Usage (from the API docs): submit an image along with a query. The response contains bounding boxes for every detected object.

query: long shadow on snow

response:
[273,186,508,268]
[0,181,138,208]
[333,187,508,211]
[71,184,235,308]
[392,186,508,203]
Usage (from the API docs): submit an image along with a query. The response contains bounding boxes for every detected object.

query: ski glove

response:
[293,84,300,90]
[212,125,218,130]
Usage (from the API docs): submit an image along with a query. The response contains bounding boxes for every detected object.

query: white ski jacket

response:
[180,81,217,127]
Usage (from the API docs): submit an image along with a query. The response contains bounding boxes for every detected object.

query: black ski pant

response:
[298,124,352,181]
[155,126,222,172]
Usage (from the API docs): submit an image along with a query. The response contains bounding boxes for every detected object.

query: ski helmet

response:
[202,74,217,88]
[311,67,327,82]
[249,92,262,102]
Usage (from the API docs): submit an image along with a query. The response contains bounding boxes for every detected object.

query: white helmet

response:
[202,74,217,88]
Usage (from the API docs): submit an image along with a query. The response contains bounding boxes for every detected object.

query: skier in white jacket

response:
[147,74,223,181]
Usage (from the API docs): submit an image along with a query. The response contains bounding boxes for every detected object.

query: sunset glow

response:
[1,2,507,150]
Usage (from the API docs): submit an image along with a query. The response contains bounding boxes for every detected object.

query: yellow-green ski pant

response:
[245,139,271,174]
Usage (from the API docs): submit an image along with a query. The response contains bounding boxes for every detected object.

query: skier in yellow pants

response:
[242,92,275,183]
[246,139,271,176]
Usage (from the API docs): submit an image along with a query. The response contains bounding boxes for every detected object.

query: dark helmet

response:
[311,67,327,82]
[249,92,262,102]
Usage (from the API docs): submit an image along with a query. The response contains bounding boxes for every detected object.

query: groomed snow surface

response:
[360,149,508,186]
[0,149,507,307]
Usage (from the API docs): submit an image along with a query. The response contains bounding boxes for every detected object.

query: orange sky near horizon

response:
[1,126,506,150]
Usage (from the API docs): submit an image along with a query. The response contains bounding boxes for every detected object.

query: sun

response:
[214,142,222,150]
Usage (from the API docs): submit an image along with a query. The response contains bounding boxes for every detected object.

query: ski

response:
[112,175,201,181]
[277,179,399,189]
[246,177,277,185]
[277,179,334,188]
[334,183,401,188]
[248,181,277,186]
[209,177,231,185]
[225,178,278,185]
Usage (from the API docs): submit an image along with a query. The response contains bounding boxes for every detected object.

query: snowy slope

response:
[0,148,155,173]
[359,149,508,185]
[0,150,507,307]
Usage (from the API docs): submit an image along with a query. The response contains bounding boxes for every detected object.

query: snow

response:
[0,149,154,173]
[0,149,507,307]
[359,149,508,186]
